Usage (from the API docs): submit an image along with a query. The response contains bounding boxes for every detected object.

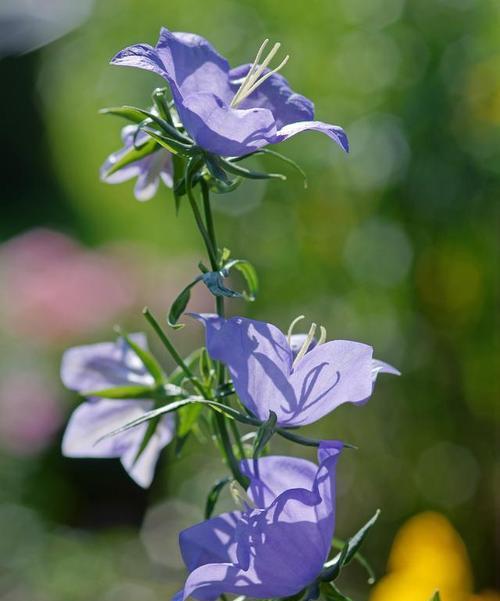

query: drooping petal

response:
[100,149,143,184]
[191,314,293,419]
[120,413,175,487]
[177,92,276,157]
[60,334,154,393]
[372,358,401,382]
[275,120,349,153]
[229,64,315,129]
[286,340,374,426]
[61,398,154,459]
[133,152,168,201]
[179,512,240,572]
[240,455,317,508]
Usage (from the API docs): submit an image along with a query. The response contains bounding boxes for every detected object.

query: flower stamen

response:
[230,39,290,108]
[287,314,305,345]
[292,322,317,368]
[317,325,327,346]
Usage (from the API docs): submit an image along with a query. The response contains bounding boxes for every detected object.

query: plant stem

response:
[194,179,247,481]
[143,307,206,398]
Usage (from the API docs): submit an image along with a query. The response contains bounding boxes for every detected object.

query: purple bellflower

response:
[192,315,399,427]
[101,124,173,201]
[176,441,343,601]
[110,29,349,158]
[61,333,174,488]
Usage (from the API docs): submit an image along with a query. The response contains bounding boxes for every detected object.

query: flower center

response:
[230,39,290,108]
[291,321,327,368]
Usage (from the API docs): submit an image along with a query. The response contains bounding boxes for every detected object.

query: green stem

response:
[195,180,247,481]
[143,307,206,398]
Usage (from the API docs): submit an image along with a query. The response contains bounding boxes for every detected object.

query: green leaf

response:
[253,411,277,458]
[224,259,259,301]
[177,403,204,438]
[205,477,231,519]
[322,510,380,582]
[221,158,286,181]
[133,415,161,465]
[81,384,154,399]
[320,582,353,601]
[117,330,165,385]
[167,277,202,329]
[103,138,157,177]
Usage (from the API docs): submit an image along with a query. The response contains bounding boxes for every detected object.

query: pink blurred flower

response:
[0,373,63,455]
[0,229,137,344]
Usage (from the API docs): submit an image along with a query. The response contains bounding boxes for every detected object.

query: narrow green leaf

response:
[253,411,277,458]
[205,477,231,519]
[167,277,202,329]
[224,259,259,301]
[94,397,260,446]
[341,509,381,567]
[172,153,186,212]
[178,402,204,438]
[221,158,286,181]
[81,384,154,399]
[133,416,160,465]
[117,331,165,385]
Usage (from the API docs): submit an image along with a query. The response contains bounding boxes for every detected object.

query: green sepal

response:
[331,537,375,584]
[320,582,353,601]
[172,153,187,212]
[151,88,174,125]
[221,158,286,181]
[103,138,157,178]
[205,477,231,519]
[253,411,277,458]
[249,148,308,188]
[100,106,148,124]
[430,593,442,601]
[167,277,203,329]
[321,510,381,582]
[223,259,259,301]
[141,127,193,156]
[115,328,165,386]
[204,154,231,184]
[81,384,154,399]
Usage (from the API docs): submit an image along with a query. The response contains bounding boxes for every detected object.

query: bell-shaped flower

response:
[177,441,343,601]
[101,124,173,201]
[61,333,174,488]
[192,314,399,427]
[110,28,349,158]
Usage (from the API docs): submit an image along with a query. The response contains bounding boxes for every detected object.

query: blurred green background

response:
[0,0,498,599]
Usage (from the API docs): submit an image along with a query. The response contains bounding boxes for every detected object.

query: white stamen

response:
[230,39,290,108]
[317,325,327,346]
[292,323,317,368]
[230,480,255,510]
[287,314,305,345]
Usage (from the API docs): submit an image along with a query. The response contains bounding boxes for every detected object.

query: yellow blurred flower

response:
[370,512,498,601]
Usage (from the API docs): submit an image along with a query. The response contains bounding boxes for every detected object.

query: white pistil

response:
[230,480,256,510]
[230,39,290,108]
[287,314,305,345]
[292,322,317,368]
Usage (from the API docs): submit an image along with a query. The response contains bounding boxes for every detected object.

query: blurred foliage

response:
[0,0,498,599]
